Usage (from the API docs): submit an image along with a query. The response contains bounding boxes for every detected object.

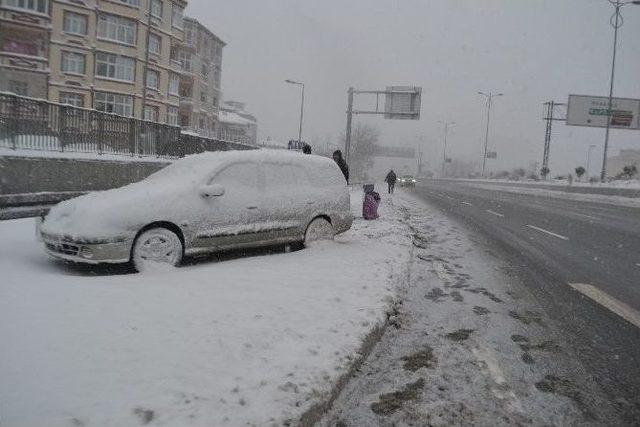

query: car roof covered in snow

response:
[145,149,340,183]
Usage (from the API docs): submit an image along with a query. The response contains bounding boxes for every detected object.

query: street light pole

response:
[285,79,305,145]
[438,121,455,177]
[478,91,503,177]
[600,0,640,182]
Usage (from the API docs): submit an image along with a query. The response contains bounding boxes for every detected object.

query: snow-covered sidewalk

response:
[0,189,411,427]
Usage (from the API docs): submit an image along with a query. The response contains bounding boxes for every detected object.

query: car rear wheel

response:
[304,217,334,247]
[132,227,183,272]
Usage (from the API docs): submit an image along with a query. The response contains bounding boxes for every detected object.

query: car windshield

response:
[3,1,640,426]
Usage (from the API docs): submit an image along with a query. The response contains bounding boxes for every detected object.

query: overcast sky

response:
[186,0,640,175]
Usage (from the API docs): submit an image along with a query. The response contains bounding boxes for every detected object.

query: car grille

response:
[46,242,80,256]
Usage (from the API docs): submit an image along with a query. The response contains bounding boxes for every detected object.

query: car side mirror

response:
[200,184,225,198]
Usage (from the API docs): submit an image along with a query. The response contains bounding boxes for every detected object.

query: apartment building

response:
[1,0,188,124]
[218,100,257,145]
[0,0,51,98]
[173,16,223,138]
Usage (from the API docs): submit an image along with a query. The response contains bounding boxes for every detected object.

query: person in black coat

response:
[332,150,349,183]
[385,169,397,194]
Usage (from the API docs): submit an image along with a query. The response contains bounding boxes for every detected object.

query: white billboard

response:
[566,94,640,130]
[384,86,421,120]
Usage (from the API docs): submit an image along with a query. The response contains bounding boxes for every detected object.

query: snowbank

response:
[0,189,412,426]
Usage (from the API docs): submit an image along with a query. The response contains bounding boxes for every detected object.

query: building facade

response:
[0,0,51,98]
[218,100,257,145]
[173,16,223,138]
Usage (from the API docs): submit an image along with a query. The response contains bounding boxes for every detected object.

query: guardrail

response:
[0,92,255,158]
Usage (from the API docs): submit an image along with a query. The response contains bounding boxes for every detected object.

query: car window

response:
[211,163,257,190]
[263,163,296,188]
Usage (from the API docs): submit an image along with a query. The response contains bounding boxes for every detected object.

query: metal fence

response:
[0,93,255,158]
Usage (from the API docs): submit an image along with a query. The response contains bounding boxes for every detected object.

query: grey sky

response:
[187,0,640,174]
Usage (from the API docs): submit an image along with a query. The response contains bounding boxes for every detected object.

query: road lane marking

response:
[569,283,640,329]
[486,209,504,217]
[525,224,568,241]
[461,201,473,206]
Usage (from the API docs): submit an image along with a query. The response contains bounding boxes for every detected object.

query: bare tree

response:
[342,123,380,182]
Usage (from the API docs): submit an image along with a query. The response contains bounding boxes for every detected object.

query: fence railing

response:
[0,93,255,158]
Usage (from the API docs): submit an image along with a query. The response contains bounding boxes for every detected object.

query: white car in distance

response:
[38,150,353,271]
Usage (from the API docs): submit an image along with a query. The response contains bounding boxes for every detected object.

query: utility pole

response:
[345,87,354,164]
[586,144,597,178]
[478,91,503,177]
[438,121,455,177]
[540,100,566,179]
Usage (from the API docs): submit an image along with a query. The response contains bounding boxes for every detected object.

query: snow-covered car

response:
[38,150,353,271]
[398,175,417,187]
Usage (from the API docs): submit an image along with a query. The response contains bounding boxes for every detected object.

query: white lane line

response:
[486,209,504,217]
[525,224,569,241]
[569,283,640,329]
[461,201,473,206]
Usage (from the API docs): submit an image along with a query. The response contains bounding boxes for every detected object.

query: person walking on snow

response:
[385,169,397,194]
[332,150,349,184]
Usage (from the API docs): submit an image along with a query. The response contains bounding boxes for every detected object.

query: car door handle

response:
[246,206,258,210]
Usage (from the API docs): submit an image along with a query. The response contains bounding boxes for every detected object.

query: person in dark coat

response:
[302,144,312,154]
[385,169,397,194]
[332,150,349,183]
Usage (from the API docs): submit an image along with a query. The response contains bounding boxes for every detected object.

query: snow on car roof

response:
[146,149,337,182]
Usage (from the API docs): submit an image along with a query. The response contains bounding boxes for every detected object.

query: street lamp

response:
[438,121,455,177]
[600,0,640,182]
[285,79,305,146]
[478,91,503,177]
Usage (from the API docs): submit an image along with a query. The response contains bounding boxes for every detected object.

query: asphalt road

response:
[413,179,640,423]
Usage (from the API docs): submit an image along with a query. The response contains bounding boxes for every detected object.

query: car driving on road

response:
[38,150,353,271]
[398,175,417,187]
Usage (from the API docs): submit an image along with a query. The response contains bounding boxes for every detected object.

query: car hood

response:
[41,180,195,240]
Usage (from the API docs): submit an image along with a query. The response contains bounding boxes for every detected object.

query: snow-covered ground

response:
[463,182,640,208]
[450,177,640,190]
[0,146,172,163]
[0,189,412,427]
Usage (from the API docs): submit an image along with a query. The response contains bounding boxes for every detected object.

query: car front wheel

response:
[132,227,183,272]
[304,217,334,247]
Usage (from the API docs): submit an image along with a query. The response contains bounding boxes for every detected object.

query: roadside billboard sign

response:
[566,95,640,130]
[384,86,422,120]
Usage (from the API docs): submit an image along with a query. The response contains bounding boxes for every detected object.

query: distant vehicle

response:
[398,175,417,187]
[38,150,353,271]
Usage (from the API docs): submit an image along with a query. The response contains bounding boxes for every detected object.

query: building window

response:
[95,52,135,82]
[200,89,206,103]
[148,32,161,55]
[199,117,204,129]
[8,80,28,96]
[201,63,208,78]
[167,106,178,126]
[213,69,220,88]
[3,0,48,13]
[178,51,192,72]
[171,4,183,29]
[59,92,84,107]
[213,96,217,107]
[144,105,159,122]
[63,11,88,36]
[97,13,136,45]
[94,91,133,116]
[184,24,194,46]
[168,73,179,95]
[150,0,162,18]
[146,69,159,90]
[2,38,38,56]
[61,51,85,75]
[114,0,139,6]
